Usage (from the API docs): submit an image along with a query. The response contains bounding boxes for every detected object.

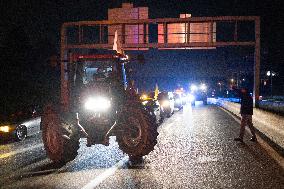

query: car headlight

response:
[175,98,181,103]
[0,126,10,133]
[84,97,111,112]
[190,84,198,92]
[200,84,207,91]
[162,100,170,107]
[140,94,148,101]
[142,101,148,105]
[188,94,195,102]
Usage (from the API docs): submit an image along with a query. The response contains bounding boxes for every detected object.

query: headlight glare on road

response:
[0,126,10,133]
[84,97,111,112]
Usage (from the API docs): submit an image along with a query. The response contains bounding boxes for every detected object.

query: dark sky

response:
[0,0,283,97]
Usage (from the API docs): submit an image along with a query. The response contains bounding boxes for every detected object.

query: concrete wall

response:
[259,100,284,115]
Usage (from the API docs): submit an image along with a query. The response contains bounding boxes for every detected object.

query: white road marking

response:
[81,156,129,189]
[0,144,44,159]
[220,107,284,169]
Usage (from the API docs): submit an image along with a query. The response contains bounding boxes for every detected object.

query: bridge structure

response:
[60,16,260,106]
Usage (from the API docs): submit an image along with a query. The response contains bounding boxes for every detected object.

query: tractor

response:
[41,51,158,164]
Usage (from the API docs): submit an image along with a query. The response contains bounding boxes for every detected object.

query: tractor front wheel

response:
[42,105,80,165]
[117,103,158,159]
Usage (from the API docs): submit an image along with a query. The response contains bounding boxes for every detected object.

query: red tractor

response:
[41,51,158,164]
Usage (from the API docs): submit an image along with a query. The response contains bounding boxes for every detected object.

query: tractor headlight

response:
[84,97,111,112]
[0,126,10,133]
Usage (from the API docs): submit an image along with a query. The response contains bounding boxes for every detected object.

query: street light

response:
[218,82,222,92]
[266,71,276,96]
[266,71,275,77]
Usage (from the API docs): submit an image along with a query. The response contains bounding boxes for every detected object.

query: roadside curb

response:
[218,105,284,158]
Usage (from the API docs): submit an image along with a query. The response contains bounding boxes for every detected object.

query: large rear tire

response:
[42,105,80,164]
[117,103,158,158]
[15,125,27,141]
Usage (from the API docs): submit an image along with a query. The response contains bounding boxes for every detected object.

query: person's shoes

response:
[250,137,257,142]
[234,137,244,142]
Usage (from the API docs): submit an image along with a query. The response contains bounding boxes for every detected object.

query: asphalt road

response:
[1,104,284,189]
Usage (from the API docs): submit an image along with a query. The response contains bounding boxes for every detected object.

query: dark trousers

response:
[239,114,256,139]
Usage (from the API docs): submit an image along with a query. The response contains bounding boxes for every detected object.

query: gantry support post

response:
[254,17,260,107]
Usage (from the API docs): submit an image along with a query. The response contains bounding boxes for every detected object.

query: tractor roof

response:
[72,53,127,62]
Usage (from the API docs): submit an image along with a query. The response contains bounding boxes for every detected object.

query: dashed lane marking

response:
[81,156,129,189]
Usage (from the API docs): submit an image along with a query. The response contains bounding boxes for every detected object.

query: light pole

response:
[230,78,235,89]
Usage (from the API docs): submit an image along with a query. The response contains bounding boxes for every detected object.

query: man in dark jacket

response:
[234,88,257,142]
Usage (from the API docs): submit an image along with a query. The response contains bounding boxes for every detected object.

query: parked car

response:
[158,91,175,118]
[0,106,41,141]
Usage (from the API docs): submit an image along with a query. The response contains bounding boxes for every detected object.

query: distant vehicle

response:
[0,106,41,141]
[190,83,208,106]
[140,92,162,124]
[174,88,187,110]
[173,93,183,110]
[158,92,175,118]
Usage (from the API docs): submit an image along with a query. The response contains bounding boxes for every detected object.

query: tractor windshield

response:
[83,61,113,84]
[73,60,115,86]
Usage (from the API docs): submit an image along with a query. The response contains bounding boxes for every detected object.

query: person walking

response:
[234,88,257,142]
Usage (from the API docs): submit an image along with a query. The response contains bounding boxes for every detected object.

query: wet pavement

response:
[1,104,284,189]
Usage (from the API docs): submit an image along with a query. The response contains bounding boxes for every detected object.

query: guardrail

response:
[208,98,284,155]
[215,97,284,115]
[259,100,284,115]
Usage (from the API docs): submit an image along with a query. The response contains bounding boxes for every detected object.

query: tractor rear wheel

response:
[42,105,79,165]
[117,103,158,159]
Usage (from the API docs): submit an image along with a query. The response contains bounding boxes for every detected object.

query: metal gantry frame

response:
[60,16,260,107]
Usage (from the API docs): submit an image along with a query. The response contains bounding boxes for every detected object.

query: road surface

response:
[1,104,284,188]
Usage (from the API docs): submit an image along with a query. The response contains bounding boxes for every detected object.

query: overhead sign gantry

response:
[60,16,260,106]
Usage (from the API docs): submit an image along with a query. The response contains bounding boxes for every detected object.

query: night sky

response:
[0,0,283,113]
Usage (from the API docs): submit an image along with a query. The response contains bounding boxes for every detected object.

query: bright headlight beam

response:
[85,97,111,112]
